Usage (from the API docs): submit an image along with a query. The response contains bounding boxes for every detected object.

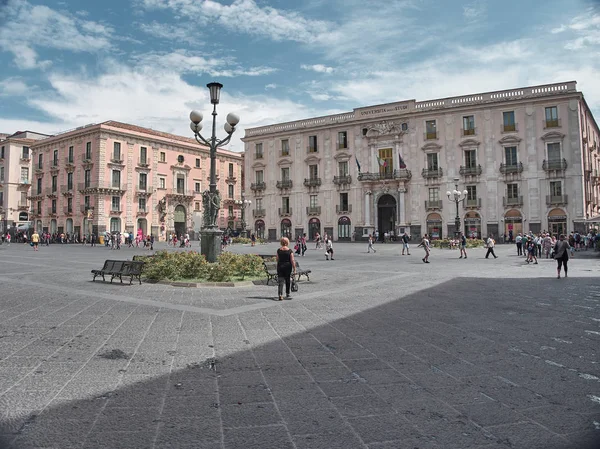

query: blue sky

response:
[0,0,599,151]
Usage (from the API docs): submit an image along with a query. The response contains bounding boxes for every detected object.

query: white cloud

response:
[265,83,277,90]
[138,20,198,44]
[463,0,486,22]
[0,78,29,96]
[0,0,113,69]
[301,64,334,74]
[552,9,600,49]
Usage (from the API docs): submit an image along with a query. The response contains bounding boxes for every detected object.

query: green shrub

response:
[232,237,251,244]
[142,251,263,282]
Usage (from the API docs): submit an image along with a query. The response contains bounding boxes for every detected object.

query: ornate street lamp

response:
[189,82,240,262]
[234,193,251,237]
[446,177,468,238]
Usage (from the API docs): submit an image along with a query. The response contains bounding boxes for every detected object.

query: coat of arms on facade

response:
[365,120,405,137]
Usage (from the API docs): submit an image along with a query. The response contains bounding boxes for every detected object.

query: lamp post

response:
[189,82,240,262]
[234,193,251,237]
[446,177,468,238]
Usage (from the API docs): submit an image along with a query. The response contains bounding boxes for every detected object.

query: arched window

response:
[255,220,265,239]
[338,216,351,240]
[110,217,121,233]
[280,219,292,239]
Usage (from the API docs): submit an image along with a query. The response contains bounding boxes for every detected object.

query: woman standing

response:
[276,237,296,301]
[554,234,571,279]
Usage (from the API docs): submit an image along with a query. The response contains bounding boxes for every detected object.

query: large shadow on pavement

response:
[1,276,599,449]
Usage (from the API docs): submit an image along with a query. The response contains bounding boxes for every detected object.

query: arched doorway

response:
[338,216,351,241]
[308,217,321,240]
[66,218,73,235]
[504,209,522,237]
[254,220,265,239]
[280,219,292,239]
[110,217,121,233]
[36,220,42,233]
[548,208,567,237]
[377,194,397,240]
[464,212,481,239]
[50,219,57,234]
[137,218,147,237]
[174,205,186,237]
[426,213,442,240]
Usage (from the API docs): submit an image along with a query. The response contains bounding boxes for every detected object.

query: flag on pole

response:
[399,154,407,169]
[355,156,361,172]
[376,156,385,167]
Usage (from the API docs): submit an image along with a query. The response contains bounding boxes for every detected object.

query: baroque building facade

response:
[242,81,600,242]
[29,121,243,240]
[0,131,50,234]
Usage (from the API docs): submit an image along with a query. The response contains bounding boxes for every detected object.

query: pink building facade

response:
[30,121,243,240]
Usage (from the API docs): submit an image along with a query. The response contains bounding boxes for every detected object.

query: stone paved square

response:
[0,241,599,448]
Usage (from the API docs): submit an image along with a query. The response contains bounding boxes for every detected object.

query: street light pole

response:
[189,82,240,262]
[234,193,251,238]
[446,177,468,238]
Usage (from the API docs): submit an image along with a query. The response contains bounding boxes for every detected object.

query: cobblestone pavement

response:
[0,241,599,449]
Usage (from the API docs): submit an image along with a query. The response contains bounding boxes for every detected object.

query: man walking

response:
[485,234,498,259]
[31,230,40,251]
[401,232,410,255]
[515,233,522,256]
[459,232,467,259]
[367,234,376,253]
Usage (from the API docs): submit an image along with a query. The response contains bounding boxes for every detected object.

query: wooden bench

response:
[263,261,278,285]
[91,260,144,284]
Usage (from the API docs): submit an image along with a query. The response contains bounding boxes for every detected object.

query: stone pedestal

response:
[201,228,223,262]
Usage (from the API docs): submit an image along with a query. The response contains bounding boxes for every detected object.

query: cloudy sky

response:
[0,0,599,151]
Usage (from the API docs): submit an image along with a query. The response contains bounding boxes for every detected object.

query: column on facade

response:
[364,191,372,226]
[398,187,406,225]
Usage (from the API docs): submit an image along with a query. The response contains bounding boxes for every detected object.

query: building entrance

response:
[174,205,186,237]
[377,194,396,240]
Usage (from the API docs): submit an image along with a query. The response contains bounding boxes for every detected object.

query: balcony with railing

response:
[304,178,322,187]
[137,207,148,215]
[20,155,31,163]
[464,198,482,209]
[276,179,293,189]
[278,207,292,217]
[165,188,194,198]
[542,158,567,171]
[77,182,126,193]
[333,204,351,215]
[544,119,561,129]
[63,206,73,215]
[253,209,266,218]
[333,175,352,185]
[425,200,442,210]
[138,158,149,167]
[136,185,154,196]
[501,123,518,133]
[81,153,93,164]
[546,194,568,206]
[81,205,92,214]
[459,165,483,176]
[306,206,321,216]
[255,152,264,159]
[424,131,438,140]
[45,187,59,198]
[17,179,31,189]
[422,168,443,178]
[306,145,318,154]
[65,156,75,166]
[461,127,476,136]
[109,155,124,164]
[47,207,58,216]
[34,163,43,174]
[503,196,523,207]
[226,175,237,183]
[17,201,29,210]
[499,162,524,174]
[50,159,60,170]
[61,184,74,196]
[250,182,266,191]
[358,169,412,181]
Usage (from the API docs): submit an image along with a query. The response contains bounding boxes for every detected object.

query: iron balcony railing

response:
[63,207,73,215]
[358,169,412,181]
[251,182,266,191]
[47,207,57,216]
[306,145,318,154]
[546,194,568,205]
[503,196,523,206]
[499,162,524,174]
[501,123,518,133]
[253,209,266,218]
[464,198,481,208]
[461,127,476,136]
[542,158,567,171]
[278,207,292,217]
[424,131,438,140]
[459,165,483,176]
[336,204,352,214]
[255,152,263,159]
[422,168,443,178]
[333,175,352,185]
[304,178,322,187]
[276,180,293,189]
[425,200,442,210]
[544,119,561,128]
[65,156,75,165]
[306,206,321,215]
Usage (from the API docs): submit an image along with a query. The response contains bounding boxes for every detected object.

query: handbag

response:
[291,279,298,292]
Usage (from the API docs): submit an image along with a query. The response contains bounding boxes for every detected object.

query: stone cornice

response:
[421,142,442,153]
[458,138,481,147]
[541,131,566,141]
[277,157,293,166]
[498,135,522,145]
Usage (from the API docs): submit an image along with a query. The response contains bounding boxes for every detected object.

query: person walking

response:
[526,239,538,264]
[554,234,571,278]
[485,234,498,259]
[459,232,467,259]
[401,232,410,255]
[251,233,256,247]
[325,237,334,260]
[31,230,40,251]
[419,234,431,263]
[5,232,10,246]
[515,233,523,256]
[276,237,296,301]
[367,234,376,253]
[301,233,307,256]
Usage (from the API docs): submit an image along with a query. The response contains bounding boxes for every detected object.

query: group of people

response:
[167,233,191,248]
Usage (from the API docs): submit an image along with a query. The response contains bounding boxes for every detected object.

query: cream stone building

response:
[242,81,600,242]
[29,121,243,240]
[0,131,50,234]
